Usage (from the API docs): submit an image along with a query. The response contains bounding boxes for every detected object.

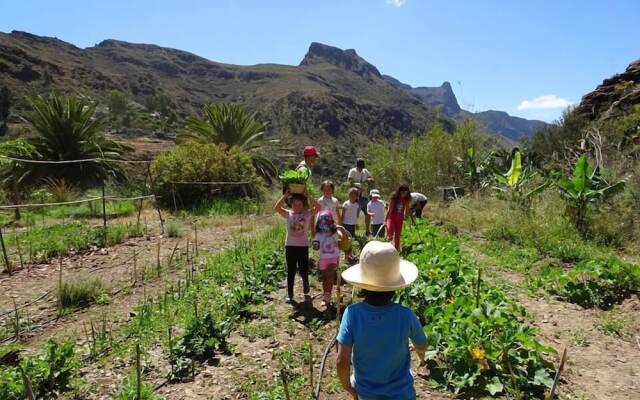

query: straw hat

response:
[342,241,418,292]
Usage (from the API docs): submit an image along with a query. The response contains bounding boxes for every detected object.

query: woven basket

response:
[289,183,306,194]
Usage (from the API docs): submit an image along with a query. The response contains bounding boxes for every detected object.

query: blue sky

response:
[2,0,638,122]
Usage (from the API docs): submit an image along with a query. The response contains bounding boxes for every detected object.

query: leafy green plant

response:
[151,142,263,208]
[556,259,639,309]
[493,149,549,206]
[169,313,231,380]
[555,155,625,236]
[1,93,128,190]
[278,168,309,186]
[179,102,278,181]
[456,147,494,192]
[115,370,163,400]
[0,339,78,400]
[397,222,556,397]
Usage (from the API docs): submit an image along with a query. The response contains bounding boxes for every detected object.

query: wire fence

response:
[0,155,152,164]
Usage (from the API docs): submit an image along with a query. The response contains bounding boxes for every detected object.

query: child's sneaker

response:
[284,294,293,304]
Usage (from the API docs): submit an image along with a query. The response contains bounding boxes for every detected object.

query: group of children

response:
[274,179,424,308]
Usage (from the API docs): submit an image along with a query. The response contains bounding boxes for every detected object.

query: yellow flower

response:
[447,297,456,304]
[470,344,485,361]
[470,344,490,371]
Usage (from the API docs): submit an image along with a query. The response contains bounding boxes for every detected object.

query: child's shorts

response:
[318,257,339,271]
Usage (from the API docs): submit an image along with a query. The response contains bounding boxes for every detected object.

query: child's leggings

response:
[285,246,310,298]
[386,212,404,249]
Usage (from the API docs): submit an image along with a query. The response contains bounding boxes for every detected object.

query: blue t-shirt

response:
[336,301,427,400]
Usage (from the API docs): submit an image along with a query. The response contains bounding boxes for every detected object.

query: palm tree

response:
[0,93,128,193]
[179,102,278,181]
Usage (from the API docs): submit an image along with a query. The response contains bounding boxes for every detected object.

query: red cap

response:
[303,145,319,157]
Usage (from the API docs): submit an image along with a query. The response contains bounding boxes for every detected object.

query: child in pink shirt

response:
[312,210,350,307]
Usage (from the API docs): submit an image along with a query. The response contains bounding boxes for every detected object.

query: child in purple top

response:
[274,190,319,303]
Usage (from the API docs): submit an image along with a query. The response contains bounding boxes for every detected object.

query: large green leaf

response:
[506,149,522,187]
[572,155,592,192]
[486,377,504,395]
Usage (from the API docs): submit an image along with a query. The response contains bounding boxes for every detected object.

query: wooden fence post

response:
[193,221,199,256]
[101,183,108,247]
[280,369,291,400]
[145,164,165,234]
[135,343,142,400]
[13,228,23,271]
[133,249,138,286]
[0,225,11,274]
[475,268,482,308]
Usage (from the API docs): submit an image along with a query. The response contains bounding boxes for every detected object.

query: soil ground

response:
[2,207,638,399]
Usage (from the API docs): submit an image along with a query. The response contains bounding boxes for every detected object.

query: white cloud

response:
[517,95,574,110]
[386,0,407,7]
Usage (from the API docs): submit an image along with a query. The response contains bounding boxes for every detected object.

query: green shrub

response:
[166,219,182,238]
[150,142,263,209]
[554,259,639,309]
[57,277,108,311]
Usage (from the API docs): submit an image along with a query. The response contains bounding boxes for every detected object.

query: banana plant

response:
[493,148,549,207]
[555,155,626,235]
[456,147,494,192]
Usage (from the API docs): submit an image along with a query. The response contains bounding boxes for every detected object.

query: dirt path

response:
[0,213,275,350]
[149,269,452,400]
[462,240,640,400]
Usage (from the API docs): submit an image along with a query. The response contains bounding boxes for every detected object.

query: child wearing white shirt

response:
[367,189,386,238]
[341,188,360,237]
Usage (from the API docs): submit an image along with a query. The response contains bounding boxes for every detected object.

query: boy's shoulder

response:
[395,304,420,320]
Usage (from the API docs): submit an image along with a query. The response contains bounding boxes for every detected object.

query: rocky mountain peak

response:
[383,75,461,115]
[300,42,381,78]
[574,59,640,120]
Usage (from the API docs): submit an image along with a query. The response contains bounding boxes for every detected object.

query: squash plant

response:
[493,148,549,207]
[555,155,625,236]
[397,222,556,397]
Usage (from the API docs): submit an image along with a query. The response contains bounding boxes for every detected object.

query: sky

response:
[1,0,638,122]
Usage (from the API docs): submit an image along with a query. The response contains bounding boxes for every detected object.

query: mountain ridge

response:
[0,30,544,144]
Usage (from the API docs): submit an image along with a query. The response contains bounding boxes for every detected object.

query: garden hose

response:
[313,334,337,400]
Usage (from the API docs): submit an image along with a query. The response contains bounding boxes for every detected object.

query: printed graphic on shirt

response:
[289,214,307,236]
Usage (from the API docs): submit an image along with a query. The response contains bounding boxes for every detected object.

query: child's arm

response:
[336,225,351,240]
[337,204,345,225]
[336,344,357,399]
[273,192,290,218]
[410,340,427,366]
[337,227,351,250]
[306,191,320,215]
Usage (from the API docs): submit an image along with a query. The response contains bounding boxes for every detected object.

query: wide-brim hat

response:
[369,189,381,198]
[342,241,418,292]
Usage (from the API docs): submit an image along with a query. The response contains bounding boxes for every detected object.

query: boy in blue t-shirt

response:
[337,241,427,399]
